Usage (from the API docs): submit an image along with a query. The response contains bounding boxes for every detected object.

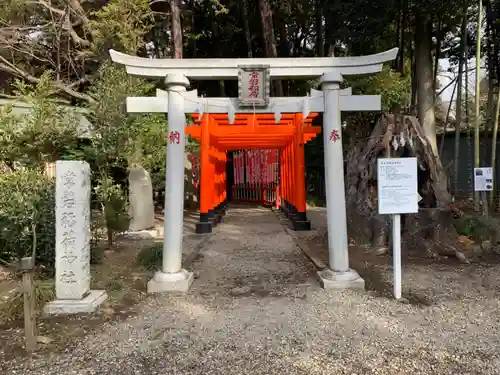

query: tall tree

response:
[0,0,154,103]
[170,0,183,58]
[257,0,283,95]
[474,0,483,210]
[241,0,253,58]
[414,10,438,152]
[454,3,468,195]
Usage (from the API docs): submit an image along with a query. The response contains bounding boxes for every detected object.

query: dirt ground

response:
[2,205,500,374]
[0,209,204,362]
[299,207,500,305]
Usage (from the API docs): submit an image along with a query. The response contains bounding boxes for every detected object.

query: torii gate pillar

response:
[317,72,364,290]
[147,73,194,293]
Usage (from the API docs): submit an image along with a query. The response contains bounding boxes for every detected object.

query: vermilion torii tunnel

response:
[186,112,321,234]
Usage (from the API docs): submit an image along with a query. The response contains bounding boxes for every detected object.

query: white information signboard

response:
[377,157,418,301]
[474,167,493,192]
[377,157,419,215]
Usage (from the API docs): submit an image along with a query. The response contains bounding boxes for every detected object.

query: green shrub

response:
[0,279,55,320]
[454,214,499,242]
[137,244,162,270]
[0,169,55,273]
[307,197,326,207]
[94,173,130,247]
[106,279,123,291]
[91,246,105,264]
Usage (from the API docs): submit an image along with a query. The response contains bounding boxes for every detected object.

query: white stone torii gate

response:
[109,48,398,293]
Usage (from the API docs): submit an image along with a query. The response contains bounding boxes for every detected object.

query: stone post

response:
[128,165,155,231]
[317,72,365,290]
[44,161,107,314]
[147,73,194,293]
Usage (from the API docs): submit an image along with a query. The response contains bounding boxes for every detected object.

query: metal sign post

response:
[377,157,419,299]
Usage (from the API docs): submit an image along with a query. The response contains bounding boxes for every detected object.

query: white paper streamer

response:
[302,96,310,120]
[228,100,236,124]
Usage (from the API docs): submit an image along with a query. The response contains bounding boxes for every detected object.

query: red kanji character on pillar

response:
[329,130,340,143]
[168,130,180,144]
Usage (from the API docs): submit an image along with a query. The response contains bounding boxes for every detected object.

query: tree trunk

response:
[397,0,406,74]
[346,115,458,259]
[485,0,499,133]
[433,18,442,92]
[257,0,277,57]
[454,5,467,196]
[410,31,417,111]
[277,1,290,94]
[490,92,500,206]
[315,0,324,57]
[170,0,183,58]
[191,14,197,57]
[415,13,438,153]
[323,15,335,56]
[212,22,226,96]
[241,0,253,58]
[257,0,283,95]
[474,0,483,210]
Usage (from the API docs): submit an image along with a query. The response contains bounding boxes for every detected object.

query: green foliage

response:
[90,212,105,250]
[0,169,55,272]
[70,65,167,238]
[307,197,326,207]
[0,0,30,22]
[0,279,55,320]
[95,174,130,246]
[0,73,81,169]
[87,0,155,54]
[83,64,158,166]
[106,279,124,292]
[454,215,499,242]
[348,66,412,112]
[131,114,168,192]
[137,244,163,270]
[80,64,198,196]
[91,246,105,265]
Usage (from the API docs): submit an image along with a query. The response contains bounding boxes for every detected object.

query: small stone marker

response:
[128,165,155,231]
[44,161,107,315]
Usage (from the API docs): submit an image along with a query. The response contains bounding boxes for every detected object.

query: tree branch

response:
[26,0,65,16]
[64,12,90,47]
[0,55,96,104]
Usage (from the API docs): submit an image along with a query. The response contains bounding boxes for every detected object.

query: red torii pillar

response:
[276,114,310,230]
[189,113,316,233]
[292,113,310,229]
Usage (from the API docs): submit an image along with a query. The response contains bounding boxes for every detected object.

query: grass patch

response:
[91,246,105,264]
[454,214,499,242]
[307,197,326,207]
[137,244,162,270]
[106,279,123,291]
[0,279,55,320]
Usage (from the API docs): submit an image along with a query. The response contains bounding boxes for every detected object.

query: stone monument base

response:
[44,290,108,315]
[147,269,194,293]
[317,269,365,290]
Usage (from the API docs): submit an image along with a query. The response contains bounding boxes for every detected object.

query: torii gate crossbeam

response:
[109,49,398,79]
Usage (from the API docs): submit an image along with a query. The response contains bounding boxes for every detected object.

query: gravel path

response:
[6,205,500,374]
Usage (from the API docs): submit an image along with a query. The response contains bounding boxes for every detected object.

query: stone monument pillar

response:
[44,161,107,315]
